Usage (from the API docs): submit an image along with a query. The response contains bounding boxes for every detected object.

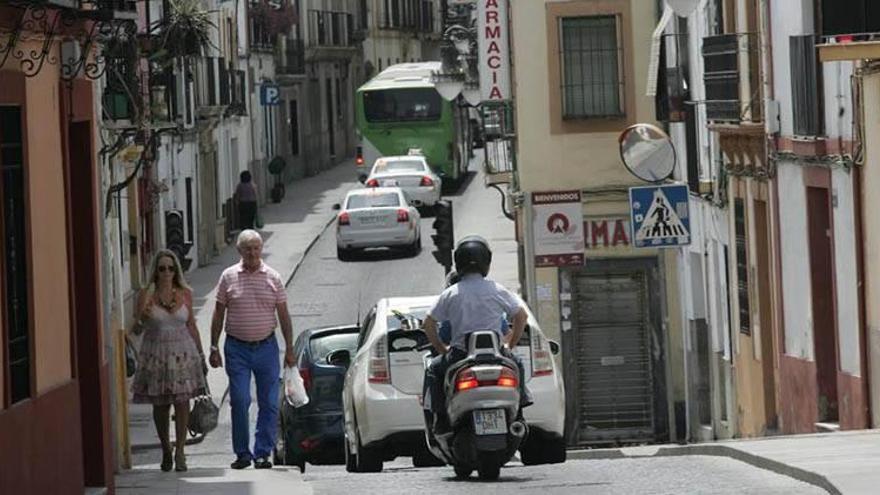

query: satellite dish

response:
[666,0,699,17]
[618,124,676,183]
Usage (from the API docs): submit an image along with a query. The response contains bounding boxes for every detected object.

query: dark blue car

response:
[274,325,359,472]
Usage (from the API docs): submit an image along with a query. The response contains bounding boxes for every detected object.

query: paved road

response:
[302,457,825,495]
[131,160,827,494]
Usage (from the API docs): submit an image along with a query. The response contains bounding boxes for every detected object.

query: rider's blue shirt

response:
[428,273,523,351]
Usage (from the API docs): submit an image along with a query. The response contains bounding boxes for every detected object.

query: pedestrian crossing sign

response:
[629,184,691,248]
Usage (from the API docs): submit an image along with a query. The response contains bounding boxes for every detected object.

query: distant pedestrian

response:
[208,229,296,470]
[236,170,258,230]
[130,249,207,473]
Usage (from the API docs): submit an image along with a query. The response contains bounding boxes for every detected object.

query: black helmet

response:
[453,235,492,277]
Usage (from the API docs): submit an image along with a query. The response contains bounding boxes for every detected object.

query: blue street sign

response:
[260,83,280,106]
[629,184,691,248]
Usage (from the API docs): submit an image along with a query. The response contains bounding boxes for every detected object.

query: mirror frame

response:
[618,123,677,184]
[326,349,351,367]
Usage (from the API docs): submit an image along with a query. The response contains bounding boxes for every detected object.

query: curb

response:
[568,445,840,494]
[284,213,338,288]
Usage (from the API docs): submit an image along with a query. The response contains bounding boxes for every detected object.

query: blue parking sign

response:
[260,83,280,106]
[629,184,691,248]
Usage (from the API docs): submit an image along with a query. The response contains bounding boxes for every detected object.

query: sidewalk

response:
[126,159,360,453]
[569,429,880,494]
[116,466,312,495]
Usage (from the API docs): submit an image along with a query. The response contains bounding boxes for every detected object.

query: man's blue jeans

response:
[224,334,280,460]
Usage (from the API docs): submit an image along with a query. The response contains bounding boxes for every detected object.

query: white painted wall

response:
[777,162,813,360]
[822,61,854,140]
[832,168,861,375]
[770,0,814,137]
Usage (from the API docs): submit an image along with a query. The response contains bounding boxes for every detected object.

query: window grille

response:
[559,16,624,119]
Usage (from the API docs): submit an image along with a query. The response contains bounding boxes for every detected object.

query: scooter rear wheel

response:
[454,465,473,479]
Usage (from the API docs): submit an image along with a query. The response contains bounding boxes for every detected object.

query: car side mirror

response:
[332,203,341,211]
[358,174,367,184]
[548,340,560,355]
[327,349,351,367]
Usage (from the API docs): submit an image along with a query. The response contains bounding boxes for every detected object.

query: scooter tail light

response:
[455,369,478,392]
[532,331,554,377]
[497,367,518,388]
[368,334,390,383]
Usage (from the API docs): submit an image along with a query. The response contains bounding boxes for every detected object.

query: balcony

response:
[702,33,762,123]
[277,40,305,75]
[81,0,138,20]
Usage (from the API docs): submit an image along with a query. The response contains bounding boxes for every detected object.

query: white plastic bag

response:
[283,365,309,408]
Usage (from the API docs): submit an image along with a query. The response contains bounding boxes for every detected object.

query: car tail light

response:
[366,178,379,187]
[397,209,409,223]
[454,367,518,392]
[337,211,350,226]
[531,331,554,377]
[368,334,390,383]
[299,367,312,391]
[300,438,320,452]
[420,176,434,187]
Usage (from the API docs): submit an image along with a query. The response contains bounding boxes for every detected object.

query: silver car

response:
[336,187,422,261]
[363,156,442,208]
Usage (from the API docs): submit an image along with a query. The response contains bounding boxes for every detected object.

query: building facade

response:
[510,0,686,446]
[0,1,126,491]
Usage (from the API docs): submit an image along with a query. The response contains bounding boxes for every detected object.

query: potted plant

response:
[268,155,287,203]
[158,0,216,60]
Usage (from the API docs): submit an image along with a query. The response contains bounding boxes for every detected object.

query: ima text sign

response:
[584,217,631,250]
[629,184,691,248]
[477,0,511,101]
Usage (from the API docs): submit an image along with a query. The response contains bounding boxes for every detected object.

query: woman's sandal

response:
[160,450,173,472]
[175,451,187,472]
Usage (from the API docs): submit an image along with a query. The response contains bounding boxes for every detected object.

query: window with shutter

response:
[559,16,624,119]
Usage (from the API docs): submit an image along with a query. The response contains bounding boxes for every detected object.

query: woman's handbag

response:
[124,334,138,378]
[188,382,219,437]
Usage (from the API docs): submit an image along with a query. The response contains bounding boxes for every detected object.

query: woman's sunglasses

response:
[158,265,176,273]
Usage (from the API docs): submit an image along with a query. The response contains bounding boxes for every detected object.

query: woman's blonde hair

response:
[147,249,191,291]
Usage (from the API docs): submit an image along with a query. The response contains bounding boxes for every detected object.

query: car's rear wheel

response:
[453,465,472,479]
[337,246,352,261]
[344,434,358,473]
[355,434,383,473]
[520,435,566,465]
[407,236,421,257]
[477,462,501,480]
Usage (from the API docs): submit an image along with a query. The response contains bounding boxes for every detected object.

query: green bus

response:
[355,62,472,185]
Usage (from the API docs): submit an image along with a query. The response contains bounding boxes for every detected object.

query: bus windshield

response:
[363,88,442,123]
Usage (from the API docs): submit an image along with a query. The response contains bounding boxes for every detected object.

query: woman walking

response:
[131,249,208,472]
[236,170,258,230]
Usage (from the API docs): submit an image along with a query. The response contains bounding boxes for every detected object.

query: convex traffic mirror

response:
[618,123,676,183]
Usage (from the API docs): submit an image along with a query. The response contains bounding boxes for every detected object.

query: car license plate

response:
[359,215,381,224]
[473,409,506,436]
[382,179,399,186]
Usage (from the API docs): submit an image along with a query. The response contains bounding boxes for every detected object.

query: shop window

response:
[0,106,30,404]
[559,15,624,118]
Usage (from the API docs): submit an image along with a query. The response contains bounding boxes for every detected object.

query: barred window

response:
[559,16,624,118]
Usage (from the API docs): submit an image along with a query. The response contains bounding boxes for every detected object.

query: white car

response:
[341,296,566,473]
[335,187,422,261]
[363,155,442,208]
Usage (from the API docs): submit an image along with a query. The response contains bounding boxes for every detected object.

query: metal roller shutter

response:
[573,270,654,444]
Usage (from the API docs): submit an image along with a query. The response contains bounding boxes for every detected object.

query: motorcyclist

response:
[423,235,530,433]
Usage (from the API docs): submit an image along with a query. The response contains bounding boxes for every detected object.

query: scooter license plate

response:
[473,409,506,435]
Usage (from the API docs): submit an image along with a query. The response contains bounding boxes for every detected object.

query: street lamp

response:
[462,81,481,106]
[432,71,466,101]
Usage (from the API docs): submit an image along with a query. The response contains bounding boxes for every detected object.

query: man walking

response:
[208,229,296,469]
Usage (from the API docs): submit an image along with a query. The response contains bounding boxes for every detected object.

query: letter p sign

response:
[261,84,280,106]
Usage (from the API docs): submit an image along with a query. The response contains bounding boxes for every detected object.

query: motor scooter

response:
[421,330,527,480]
